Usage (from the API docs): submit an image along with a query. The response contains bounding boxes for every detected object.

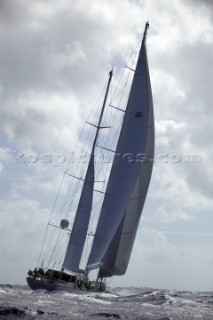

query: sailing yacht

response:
[27,22,154,293]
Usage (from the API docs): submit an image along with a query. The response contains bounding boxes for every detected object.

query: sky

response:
[0,0,213,292]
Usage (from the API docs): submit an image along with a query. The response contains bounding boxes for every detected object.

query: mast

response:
[92,70,113,154]
[62,70,113,273]
[142,21,149,44]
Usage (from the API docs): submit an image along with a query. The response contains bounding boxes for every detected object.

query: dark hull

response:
[26,277,104,294]
[27,277,57,291]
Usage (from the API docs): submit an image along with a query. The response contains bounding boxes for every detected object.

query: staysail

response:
[87,23,152,270]
[63,71,113,272]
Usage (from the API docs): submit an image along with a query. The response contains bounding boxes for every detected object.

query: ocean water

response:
[0,285,212,319]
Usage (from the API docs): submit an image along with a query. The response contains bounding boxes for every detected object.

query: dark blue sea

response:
[0,285,212,319]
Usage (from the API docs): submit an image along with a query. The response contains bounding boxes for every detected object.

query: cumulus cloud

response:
[0,195,49,284]
[153,207,193,223]
[0,0,212,291]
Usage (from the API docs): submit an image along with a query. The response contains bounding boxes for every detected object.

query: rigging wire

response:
[82,39,141,270]
[49,232,69,270]
[37,173,66,267]
[38,36,143,274]
[39,82,111,267]
[46,229,63,269]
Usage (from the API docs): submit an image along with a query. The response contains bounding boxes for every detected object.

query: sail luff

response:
[87,24,152,269]
[62,71,113,272]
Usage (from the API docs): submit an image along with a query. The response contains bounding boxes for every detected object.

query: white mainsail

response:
[87,23,153,271]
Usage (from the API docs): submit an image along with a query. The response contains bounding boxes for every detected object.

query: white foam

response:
[0,289,6,294]
[79,295,111,305]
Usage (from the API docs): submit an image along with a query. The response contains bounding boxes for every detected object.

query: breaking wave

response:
[0,284,212,319]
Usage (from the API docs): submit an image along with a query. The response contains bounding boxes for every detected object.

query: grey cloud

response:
[0,0,122,98]
[0,0,137,155]
[0,0,213,291]
[187,0,213,20]
[188,0,213,7]
[151,35,213,201]
[0,0,31,28]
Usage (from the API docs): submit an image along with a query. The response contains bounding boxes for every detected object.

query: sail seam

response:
[130,196,146,200]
